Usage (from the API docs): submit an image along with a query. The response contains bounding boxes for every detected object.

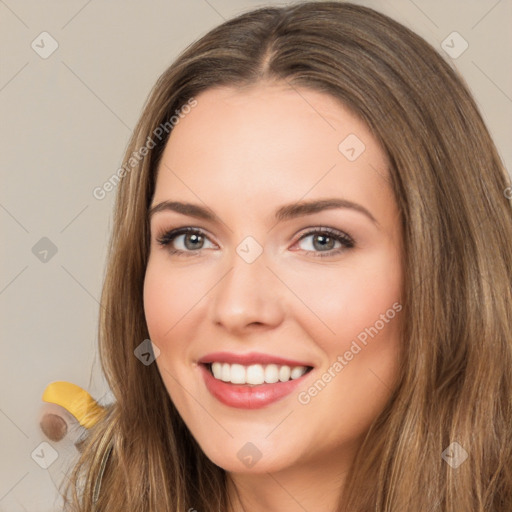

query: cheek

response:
[143,262,190,373]
[143,263,173,341]
[143,261,198,406]
[143,257,209,345]
[287,254,402,438]
[282,249,402,351]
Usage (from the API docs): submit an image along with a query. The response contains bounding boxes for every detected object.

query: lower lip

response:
[199,364,312,409]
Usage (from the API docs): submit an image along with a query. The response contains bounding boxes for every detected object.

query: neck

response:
[226,445,357,512]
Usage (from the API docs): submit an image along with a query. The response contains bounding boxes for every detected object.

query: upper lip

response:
[198,351,314,368]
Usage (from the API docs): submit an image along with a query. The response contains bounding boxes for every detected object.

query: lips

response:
[197,351,315,409]
[197,351,314,367]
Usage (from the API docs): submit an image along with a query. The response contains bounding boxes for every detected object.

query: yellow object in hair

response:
[42,381,106,429]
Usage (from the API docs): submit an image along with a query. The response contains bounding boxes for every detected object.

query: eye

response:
[294,227,354,257]
[155,226,354,258]
[156,227,216,256]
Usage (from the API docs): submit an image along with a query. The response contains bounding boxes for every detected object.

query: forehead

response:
[153,83,390,213]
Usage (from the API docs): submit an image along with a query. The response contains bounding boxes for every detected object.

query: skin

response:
[143,82,403,512]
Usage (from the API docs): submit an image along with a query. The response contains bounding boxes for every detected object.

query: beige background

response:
[1,0,511,510]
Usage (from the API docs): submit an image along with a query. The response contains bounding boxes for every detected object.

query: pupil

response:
[185,233,203,250]
[313,234,334,251]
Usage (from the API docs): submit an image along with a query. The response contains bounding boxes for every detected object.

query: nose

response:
[208,252,285,334]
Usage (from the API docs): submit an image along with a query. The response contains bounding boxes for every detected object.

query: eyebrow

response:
[148,198,378,226]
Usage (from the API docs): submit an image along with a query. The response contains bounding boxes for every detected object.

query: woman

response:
[64,2,512,511]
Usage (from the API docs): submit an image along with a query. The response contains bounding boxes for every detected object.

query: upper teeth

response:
[210,362,309,385]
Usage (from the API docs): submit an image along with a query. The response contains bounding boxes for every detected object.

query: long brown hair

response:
[63,2,512,510]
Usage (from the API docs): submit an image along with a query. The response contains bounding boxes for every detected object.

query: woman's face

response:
[143,82,403,475]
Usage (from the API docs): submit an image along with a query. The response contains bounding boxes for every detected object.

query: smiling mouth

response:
[202,362,314,386]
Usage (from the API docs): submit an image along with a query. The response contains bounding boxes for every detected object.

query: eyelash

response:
[155,226,355,258]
